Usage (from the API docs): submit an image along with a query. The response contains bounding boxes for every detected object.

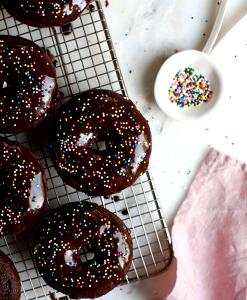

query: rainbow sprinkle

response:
[168,67,213,108]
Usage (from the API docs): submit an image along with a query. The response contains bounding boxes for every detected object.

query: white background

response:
[99,1,247,299]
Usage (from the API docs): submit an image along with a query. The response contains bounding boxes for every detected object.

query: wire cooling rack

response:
[0,1,172,299]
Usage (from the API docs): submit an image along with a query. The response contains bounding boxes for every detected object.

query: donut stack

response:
[0,2,152,299]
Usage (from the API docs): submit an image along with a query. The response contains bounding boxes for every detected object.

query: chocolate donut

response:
[0,35,58,133]
[0,250,21,300]
[49,89,152,196]
[33,201,132,299]
[0,137,47,237]
[1,0,89,28]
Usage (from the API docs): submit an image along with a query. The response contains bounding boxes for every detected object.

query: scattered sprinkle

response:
[225,136,235,146]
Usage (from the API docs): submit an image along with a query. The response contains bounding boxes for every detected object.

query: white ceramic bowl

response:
[154,50,223,122]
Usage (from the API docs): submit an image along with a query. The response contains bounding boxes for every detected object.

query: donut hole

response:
[0,78,15,96]
[78,246,95,263]
[91,140,107,152]
[90,134,115,156]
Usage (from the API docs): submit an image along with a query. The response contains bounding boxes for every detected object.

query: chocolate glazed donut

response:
[0,35,58,133]
[33,201,133,299]
[0,250,21,300]
[49,89,152,196]
[0,137,47,237]
[1,0,90,28]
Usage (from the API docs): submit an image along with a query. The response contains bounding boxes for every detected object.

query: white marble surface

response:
[97,0,247,299]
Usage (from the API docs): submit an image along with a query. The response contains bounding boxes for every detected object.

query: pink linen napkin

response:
[167,148,247,300]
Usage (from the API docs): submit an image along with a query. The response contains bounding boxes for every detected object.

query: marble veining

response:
[101,0,247,298]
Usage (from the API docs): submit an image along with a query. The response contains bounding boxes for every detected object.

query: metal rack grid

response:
[0,1,172,299]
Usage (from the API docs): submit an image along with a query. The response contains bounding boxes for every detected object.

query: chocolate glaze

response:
[113,195,120,202]
[2,0,90,28]
[61,23,73,35]
[0,250,21,300]
[49,292,58,300]
[0,35,58,133]
[0,137,47,237]
[121,209,128,216]
[88,4,96,12]
[33,201,133,299]
[49,89,152,196]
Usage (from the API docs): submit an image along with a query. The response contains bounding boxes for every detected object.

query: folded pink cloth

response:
[167,148,247,300]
